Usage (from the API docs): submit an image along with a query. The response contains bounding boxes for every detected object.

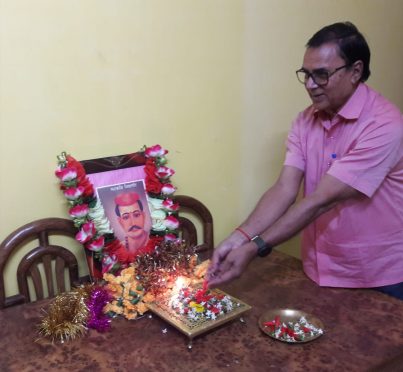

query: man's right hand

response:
[206,231,251,287]
[207,239,258,288]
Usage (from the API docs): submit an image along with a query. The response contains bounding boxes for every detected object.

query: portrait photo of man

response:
[114,191,148,253]
[96,180,152,255]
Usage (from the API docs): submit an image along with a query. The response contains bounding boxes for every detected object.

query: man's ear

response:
[351,60,364,84]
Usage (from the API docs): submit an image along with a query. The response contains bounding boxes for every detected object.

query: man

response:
[207,22,403,300]
[115,192,148,254]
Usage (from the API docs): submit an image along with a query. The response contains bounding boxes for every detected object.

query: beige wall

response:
[1,1,402,295]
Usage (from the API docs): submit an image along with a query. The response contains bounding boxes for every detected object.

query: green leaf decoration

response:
[131,297,140,305]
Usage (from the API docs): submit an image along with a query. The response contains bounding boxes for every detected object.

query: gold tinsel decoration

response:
[39,285,93,343]
[134,240,197,295]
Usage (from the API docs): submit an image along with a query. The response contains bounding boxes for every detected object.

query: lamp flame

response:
[168,276,186,307]
[174,276,185,291]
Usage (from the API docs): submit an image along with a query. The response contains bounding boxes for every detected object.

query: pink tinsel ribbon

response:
[86,286,112,332]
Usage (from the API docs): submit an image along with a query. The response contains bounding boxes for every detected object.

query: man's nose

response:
[305,75,318,89]
[128,213,136,224]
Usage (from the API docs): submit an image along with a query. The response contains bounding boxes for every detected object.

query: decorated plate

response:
[258,308,324,343]
[149,288,251,339]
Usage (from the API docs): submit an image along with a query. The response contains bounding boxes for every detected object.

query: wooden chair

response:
[0,218,80,308]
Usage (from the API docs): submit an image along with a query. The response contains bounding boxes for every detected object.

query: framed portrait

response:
[56,146,213,280]
[81,152,152,277]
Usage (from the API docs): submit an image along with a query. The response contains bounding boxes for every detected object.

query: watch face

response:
[258,245,272,257]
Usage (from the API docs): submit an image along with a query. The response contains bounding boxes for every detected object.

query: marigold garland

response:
[103,266,155,320]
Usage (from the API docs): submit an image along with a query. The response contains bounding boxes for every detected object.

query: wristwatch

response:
[251,235,273,257]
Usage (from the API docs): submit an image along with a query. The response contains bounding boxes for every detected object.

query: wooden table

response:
[1,251,403,372]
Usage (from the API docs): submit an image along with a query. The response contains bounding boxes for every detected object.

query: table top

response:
[1,250,403,372]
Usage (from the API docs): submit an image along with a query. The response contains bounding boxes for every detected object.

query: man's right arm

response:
[239,165,304,238]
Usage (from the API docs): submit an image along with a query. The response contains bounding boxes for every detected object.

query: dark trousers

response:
[373,282,403,300]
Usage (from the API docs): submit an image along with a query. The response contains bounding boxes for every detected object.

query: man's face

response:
[302,42,359,116]
[117,202,145,239]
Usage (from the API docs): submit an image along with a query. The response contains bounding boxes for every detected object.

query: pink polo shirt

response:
[284,83,403,288]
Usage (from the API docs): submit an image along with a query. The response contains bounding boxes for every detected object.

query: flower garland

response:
[55,144,180,276]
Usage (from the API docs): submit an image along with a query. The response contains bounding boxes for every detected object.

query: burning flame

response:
[174,276,185,291]
[168,276,187,306]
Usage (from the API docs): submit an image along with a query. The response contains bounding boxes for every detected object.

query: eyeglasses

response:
[296,64,351,86]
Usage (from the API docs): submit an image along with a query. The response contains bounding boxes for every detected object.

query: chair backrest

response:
[0,218,80,308]
[174,195,214,261]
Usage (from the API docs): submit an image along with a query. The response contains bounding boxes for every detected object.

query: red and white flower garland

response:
[55,144,180,276]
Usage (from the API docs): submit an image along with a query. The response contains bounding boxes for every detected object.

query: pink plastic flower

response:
[161,183,176,195]
[86,236,105,252]
[145,144,168,158]
[76,221,95,243]
[55,167,77,182]
[102,254,118,274]
[164,233,179,242]
[69,204,89,218]
[164,215,180,230]
[63,186,85,200]
[162,199,180,212]
[155,166,175,179]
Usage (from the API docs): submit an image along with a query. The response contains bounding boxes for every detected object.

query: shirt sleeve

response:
[328,114,403,198]
[284,113,306,171]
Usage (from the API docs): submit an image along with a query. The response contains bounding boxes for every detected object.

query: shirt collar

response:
[314,83,368,121]
[337,82,367,120]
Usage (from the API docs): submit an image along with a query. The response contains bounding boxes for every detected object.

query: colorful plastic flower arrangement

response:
[55,144,180,275]
[171,281,235,321]
[263,315,323,342]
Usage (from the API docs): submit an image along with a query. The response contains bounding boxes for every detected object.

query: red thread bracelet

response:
[235,227,252,241]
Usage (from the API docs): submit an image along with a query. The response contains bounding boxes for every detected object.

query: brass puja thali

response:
[148,288,251,339]
[259,308,324,343]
